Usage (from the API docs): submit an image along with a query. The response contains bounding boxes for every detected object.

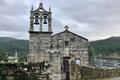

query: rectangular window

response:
[65,41,69,47]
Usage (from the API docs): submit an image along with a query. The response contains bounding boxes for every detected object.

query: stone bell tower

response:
[28,2,52,63]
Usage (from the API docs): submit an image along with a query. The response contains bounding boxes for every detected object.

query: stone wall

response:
[0,62,51,80]
[52,30,89,66]
[1,62,120,80]
[70,62,120,80]
[28,32,52,62]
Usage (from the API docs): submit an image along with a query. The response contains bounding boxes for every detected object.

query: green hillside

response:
[0,37,120,61]
[0,37,29,61]
[90,37,120,55]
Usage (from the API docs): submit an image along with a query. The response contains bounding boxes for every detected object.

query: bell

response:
[43,16,47,24]
[43,19,47,24]
[34,16,39,25]
[34,19,39,25]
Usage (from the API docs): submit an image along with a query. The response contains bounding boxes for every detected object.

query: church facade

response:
[28,2,89,80]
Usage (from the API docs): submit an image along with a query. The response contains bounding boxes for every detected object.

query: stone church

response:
[28,2,89,80]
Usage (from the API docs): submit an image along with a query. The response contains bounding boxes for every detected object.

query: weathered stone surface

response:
[28,2,89,80]
[28,32,52,63]
[51,29,89,66]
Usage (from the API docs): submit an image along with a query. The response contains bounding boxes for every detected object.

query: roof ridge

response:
[52,29,88,41]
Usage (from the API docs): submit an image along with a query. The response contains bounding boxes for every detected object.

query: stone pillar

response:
[48,18,52,32]
[30,17,34,31]
[40,18,42,32]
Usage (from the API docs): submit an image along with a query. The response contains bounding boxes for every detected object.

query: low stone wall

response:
[0,62,51,80]
[1,62,120,80]
[70,63,120,80]
[80,66,120,79]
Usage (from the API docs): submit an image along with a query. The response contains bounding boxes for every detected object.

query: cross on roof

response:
[65,25,69,30]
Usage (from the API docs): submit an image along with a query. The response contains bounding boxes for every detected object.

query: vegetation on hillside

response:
[0,37,120,62]
[90,37,120,56]
[0,37,29,62]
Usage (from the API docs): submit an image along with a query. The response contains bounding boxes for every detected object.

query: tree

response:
[0,50,7,62]
[88,46,95,64]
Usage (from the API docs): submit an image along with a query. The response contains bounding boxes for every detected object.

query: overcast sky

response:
[0,0,120,41]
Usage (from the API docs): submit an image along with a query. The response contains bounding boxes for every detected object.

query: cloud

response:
[0,0,30,39]
[0,0,120,41]
[0,31,28,40]
[49,0,120,40]
[0,0,29,16]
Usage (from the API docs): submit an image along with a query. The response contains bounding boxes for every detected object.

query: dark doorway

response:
[63,57,70,80]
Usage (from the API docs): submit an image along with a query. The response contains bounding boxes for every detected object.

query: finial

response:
[31,5,33,11]
[39,1,43,8]
[65,25,69,30]
[49,6,51,12]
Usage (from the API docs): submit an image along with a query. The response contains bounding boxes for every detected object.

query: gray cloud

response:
[0,0,29,16]
[0,0,120,40]
[0,0,30,39]
[0,0,6,6]
[49,0,120,40]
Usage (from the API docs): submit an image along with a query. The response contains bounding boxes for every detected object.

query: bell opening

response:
[42,19,48,32]
[34,15,40,25]
[43,15,48,24]
[43,19,47,24]
[34,25,40,32]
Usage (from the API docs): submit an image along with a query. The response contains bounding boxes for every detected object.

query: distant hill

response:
[90,37,120,55]
[0,37,29,57]
[0,37,120,58]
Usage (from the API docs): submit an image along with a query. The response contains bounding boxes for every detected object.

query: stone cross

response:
[65,25,69,30]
